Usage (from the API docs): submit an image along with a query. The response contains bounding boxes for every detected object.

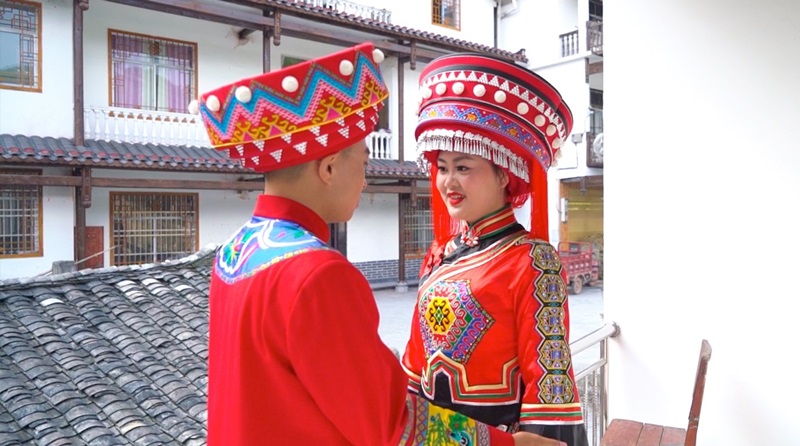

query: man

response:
[194,42,566,446]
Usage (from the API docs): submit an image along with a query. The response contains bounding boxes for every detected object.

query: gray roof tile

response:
[0,247,216,444]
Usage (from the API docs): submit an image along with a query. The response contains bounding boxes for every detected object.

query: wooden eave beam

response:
[104,0,273,30]
[0,174,265,191]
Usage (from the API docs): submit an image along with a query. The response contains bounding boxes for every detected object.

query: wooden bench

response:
[601,339,712,446]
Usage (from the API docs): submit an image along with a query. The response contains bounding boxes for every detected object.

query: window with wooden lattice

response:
[432,0,460,30]
[109,29,197,113]
[0,169,42,258]
[0,0,41,91]
[110,192,199,266]
[402,196,433,259]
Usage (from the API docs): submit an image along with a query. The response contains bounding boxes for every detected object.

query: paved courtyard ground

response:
[374,284,605,373]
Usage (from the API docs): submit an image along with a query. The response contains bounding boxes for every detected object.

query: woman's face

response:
[436,151,509,225]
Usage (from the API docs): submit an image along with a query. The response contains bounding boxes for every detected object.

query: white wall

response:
[84,169,257,266]
[606,1,800,445]
[348,193,398,262]
[0,167,75,280]
[0,0,74,138]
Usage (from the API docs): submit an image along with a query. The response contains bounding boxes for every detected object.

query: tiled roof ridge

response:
[261,0,527,62]
[0,244,220,292]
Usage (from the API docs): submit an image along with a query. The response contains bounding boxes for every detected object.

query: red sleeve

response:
[514,243,584,425]
[287,254,514,446]
[400,294,424,395]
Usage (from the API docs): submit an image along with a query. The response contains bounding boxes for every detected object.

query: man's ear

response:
[316,152,340,185]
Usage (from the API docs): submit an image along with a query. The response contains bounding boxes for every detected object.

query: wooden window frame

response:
[0,168,43,258]
[0,0,42,92]
[107,28,199,113]
[432,0,461,31]
[109,191,200,266]
[402,196,433,259]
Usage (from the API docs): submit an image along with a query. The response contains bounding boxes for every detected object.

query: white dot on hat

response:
[206,95,221,112]
[473,84,486,97]
[552,137,563,149]
[534,115,546,127]
[282,76,299,93]
[423,87,433,99]
[372,49,385,64]
[235,86,252,103]
[494,91,506,103]
[339,59,354,76]
[517,103,529,115]
[187,100,199,115]
[452,82,465,95]
[435,83,446,95]
[546,124,557,136]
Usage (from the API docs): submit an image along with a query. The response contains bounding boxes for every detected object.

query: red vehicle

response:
[558,241,600,295]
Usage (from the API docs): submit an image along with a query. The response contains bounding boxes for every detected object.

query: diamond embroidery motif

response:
[418,280,494,363]
[270,149,282,162]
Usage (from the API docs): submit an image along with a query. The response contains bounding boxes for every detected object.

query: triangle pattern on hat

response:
[316,134,329,147]
[338,127,350,139]
[488,76,500,87]
[477,73,488,84]
[254,140,265,152]
[236,145,245,157]
[294,142,307,155]
[281,134,292,144]
[499,80,510,91]
[251,156,260,165]
[356,110,365,118]
[510,85,520,96]
[467,71,478,82]
[456,71,467,81]
[335,118,345,127]
[356,120,366,131]
[310,126,321,136]
[270,149,282,162]
[520,90,530,101]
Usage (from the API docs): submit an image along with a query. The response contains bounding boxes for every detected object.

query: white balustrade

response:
[289,0,391,23]
[83,106,211,148]
[367,129,393,159]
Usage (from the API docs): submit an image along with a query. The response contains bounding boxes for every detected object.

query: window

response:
[109,30,197,113]
[110,192,198,266]
[589,0,603,21]
[0,0,41,91]
[590,89,603,133]
[432,0,460,30]
[0,169,42,258]
[402,196,433,259]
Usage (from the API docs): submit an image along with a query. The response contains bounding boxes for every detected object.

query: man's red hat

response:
[415,53,573,242]
[192,42,389,172]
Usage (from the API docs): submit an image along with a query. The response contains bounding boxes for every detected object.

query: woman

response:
[402,53,589,446]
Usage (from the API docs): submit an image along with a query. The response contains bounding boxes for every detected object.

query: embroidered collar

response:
[460,206,517,247]
[252,194,330,242]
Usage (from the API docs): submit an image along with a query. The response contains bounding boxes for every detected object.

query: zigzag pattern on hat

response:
[201,51,386,146]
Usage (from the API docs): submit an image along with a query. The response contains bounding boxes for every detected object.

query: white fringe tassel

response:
[416,129,530,184]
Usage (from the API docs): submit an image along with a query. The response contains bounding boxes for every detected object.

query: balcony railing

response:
[366,129,392,159]
[560,30,580,57]
[288,0,392,23]
[84,106,210,148]
[587,20,603,56]
[571,322,619,446]
[559,21,603,58]
[84,106,396,159]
